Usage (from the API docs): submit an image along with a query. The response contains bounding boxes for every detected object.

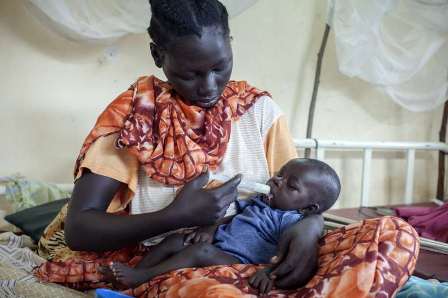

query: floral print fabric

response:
[74,76,269,186]
[35,216,419,298]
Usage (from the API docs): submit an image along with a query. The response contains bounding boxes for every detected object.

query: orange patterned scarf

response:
[75,76,269,185]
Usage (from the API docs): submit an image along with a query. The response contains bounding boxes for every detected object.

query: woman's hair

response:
[148,0,230,48]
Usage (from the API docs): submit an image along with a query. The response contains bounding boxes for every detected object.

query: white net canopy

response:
[26,0,258,43]
[27,0,448,111]
[328,0,448,111]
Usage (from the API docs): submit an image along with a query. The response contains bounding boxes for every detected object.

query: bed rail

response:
[2,139,446,206]
[294,139,448,206]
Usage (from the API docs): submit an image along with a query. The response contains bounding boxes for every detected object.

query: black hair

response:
[148,0,230,48]
[301,159,341,213]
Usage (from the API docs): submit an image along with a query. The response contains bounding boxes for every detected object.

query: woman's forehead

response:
[167,28,232,69]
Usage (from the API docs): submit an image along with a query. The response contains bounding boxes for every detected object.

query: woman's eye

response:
[179,75,195,81]
[176,72,196,81]
[213,62,231,73]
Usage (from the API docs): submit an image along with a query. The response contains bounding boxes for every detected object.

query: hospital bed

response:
[0,138,447,297]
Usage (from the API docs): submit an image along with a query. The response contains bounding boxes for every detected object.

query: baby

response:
[100,158,341,293]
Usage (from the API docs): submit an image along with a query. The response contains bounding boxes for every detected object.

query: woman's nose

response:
[198,72,218,97]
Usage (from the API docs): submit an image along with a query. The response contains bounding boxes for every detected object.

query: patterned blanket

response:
[34,216,419,297]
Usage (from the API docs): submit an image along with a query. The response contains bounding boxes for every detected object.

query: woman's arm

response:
[65,172,185,252]
[270,214,324,289]
[65,171,241,252]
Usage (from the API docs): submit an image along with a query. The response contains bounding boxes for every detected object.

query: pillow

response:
[4,198,69,242]
[0,195,15,232]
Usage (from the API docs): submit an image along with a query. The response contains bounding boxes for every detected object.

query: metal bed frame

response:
[294,138,447,207]
[2,138,446,205]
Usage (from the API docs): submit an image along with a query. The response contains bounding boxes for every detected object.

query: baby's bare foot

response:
[98,264,115,283]
[110,262,151,289]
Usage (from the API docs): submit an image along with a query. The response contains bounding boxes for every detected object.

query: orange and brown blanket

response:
[34,216,419,298]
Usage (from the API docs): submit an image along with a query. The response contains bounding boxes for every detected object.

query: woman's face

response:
[153,26,233,108]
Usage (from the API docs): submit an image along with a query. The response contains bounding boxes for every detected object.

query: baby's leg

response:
[110,243,239,288]
[99,233,185,286]
[136,233,186,268]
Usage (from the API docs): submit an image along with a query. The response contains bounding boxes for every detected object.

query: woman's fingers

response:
[172,172,242,226]
[208,174,241,196]
[184,171,210,191]
[219,192,237,211]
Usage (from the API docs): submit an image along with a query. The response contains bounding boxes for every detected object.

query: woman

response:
[35,1,419,297]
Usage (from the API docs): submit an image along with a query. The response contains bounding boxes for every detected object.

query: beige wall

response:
[0,0,442,207]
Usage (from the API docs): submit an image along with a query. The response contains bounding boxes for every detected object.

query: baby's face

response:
[265,160,317,212]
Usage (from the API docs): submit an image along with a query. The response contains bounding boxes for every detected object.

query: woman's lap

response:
[34,216,419,297]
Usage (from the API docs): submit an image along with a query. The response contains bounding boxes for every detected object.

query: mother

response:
[35,0,418,297]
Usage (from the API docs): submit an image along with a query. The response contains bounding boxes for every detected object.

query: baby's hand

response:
[249,268,274,294]
[184,225,217,245]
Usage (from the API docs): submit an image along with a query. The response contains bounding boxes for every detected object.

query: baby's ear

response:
[299,203,320,216]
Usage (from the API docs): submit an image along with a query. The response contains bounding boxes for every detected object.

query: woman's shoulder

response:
[77,133,139,190]
[234,83,283,138]
[252,94,282,118]
[227,80,281,113]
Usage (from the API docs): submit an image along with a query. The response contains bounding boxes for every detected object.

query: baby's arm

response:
[250,210,306,292]
[249,267,274,294]
[184,215,235,244]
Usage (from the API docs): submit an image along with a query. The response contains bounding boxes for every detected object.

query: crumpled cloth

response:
[396,276,448,298]
[395,203,448,243]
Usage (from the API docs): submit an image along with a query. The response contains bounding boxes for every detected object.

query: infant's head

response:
[266,158,340,215]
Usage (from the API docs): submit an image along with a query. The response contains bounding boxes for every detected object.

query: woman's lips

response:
[196,96,220,108]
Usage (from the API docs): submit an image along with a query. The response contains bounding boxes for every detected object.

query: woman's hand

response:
[269,214,324,289]
[168,171,241,227]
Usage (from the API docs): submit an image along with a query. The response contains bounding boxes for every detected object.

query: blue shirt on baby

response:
[213,194,303,264]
